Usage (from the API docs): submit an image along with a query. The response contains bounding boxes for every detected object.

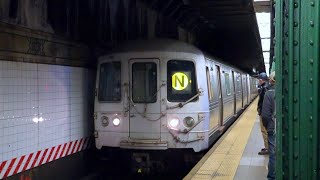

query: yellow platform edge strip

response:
[184,98,258,180]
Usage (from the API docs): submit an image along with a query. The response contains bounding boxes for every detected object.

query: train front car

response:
[93,39,210,171]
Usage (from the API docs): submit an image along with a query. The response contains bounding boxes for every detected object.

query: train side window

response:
[206,67,213,100]
[167,60,197,102]
[132,62,157,103]
[237,74,241,92]
[98,62,121,102]
[224,72,231,96]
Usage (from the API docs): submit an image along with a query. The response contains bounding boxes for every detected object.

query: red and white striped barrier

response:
[0,137,92,179]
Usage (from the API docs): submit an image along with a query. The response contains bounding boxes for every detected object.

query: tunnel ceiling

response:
[140,0,265,73]
[4,0,264,74]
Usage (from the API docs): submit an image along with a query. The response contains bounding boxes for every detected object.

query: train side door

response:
[240,73,244,108]
[128,59,161,140]
[232,71,236,114]
[215,65,223,126]
[246,75,250,103]
[242,74,248,105]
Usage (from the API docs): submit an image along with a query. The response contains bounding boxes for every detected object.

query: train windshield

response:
[167,60,197,102]
[98,62,121,102]
[132,62,157,103]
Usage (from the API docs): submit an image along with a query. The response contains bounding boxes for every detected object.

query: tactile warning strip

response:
[185,99,258,180]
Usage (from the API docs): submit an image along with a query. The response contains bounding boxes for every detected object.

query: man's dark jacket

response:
[261,85,275,132]
[257,81,269,115]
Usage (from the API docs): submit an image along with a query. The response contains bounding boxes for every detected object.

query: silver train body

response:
[94,39,258,153]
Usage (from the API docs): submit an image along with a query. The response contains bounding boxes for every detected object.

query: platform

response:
[184,99,268,180]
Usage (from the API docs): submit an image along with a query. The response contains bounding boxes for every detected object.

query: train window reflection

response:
[98,62,121,102]
[167,60,197,102]
[225,72,231,95]
[237,75,241,92]
[206,67,213,100]
[132,62,157,103]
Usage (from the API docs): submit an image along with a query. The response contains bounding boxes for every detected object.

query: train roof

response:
[111,38,203,55]
[100,39,253,76]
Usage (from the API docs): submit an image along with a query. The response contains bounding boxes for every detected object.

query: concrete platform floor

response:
[234,116,268,180]
[184,99,269,180]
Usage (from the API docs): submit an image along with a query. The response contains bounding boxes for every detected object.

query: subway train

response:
[93,39,258,171]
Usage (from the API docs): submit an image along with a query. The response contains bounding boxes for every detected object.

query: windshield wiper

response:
[167,89,203,110]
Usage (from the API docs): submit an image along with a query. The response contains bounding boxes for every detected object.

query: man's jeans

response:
[267,130,275,180]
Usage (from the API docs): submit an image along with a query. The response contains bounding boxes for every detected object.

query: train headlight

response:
[101,116,109,127]
[183,117,195,128]
[169,118,179,128]
[112,117,121,126]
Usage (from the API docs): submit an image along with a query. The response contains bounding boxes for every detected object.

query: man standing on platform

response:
[262,71,276,180]
[257,72,269,155]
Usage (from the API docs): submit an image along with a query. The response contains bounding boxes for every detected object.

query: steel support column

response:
[275,0,320,179]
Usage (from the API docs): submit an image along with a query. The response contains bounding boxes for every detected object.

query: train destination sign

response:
[172,72,191,91]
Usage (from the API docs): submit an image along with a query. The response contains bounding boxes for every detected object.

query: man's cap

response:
[258,72,268,81]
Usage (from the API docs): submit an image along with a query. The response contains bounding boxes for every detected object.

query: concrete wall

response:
[0,1,199,179]
[1,0,196,53]
[0,61,94,179]
[0,19,94,179]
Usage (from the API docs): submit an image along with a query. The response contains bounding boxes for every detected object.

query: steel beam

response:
[253,0,271,13]
[275,0,320,179]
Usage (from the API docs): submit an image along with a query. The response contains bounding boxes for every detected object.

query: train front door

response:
[128,59,161,140]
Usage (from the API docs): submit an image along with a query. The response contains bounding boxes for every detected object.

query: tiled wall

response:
[0,60,93,163]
